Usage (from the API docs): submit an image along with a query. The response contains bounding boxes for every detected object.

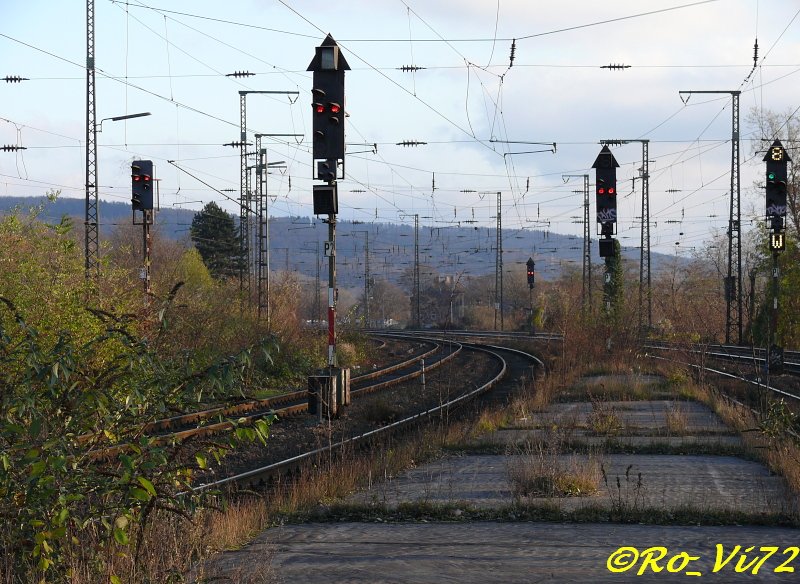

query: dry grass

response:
[472,408,505,435]
[508,357,583,414]
[675,378,800,505]
[664,402,689,435]
[24,330,800,583]
[507,444,602,498]
[586,397,624,436]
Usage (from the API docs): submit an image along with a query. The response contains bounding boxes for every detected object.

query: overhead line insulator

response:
[226,71,254,78]
[398,65,425,72]
[600,64,631,70]
[3,75,29,83]
[1,145,26,152]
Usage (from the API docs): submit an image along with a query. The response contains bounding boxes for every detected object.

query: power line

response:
[113,0,721,44]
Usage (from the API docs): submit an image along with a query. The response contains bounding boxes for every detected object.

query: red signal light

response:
[143,175,151,182]
[608,187,615,195]
[314,103,325,114]
[598,187,605,195]
[133,175,141,181]
[330,103,341,114]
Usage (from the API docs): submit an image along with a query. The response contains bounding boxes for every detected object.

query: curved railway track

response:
[88,336,464,459]
[190,336,544,492]
[375,328,563,343]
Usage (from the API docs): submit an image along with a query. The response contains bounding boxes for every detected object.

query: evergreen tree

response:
[189,202,244,280]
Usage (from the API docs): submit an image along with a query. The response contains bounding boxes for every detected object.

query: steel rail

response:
[81,338,438,443]
[86,338,455,459]
[647,353,800,441]
[190,341,541,493]
[646,344,800,402]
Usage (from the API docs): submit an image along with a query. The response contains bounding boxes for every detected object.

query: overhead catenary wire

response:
[2,1,796,258]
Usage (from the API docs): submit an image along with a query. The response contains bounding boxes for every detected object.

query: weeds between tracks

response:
[12,333,800,583]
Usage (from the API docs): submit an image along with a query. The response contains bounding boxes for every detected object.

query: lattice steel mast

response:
[679,90,742,343]
[85,0,99,278]
[640,140,651,332]
[495,191,503,331]
[564,174,592,313]
[414,214,420,327]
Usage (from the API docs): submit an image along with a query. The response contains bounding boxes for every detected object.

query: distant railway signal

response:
[526,257,535,289]
[131,160,154,211]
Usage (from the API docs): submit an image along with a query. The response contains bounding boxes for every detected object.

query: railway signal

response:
[526,257,535,289]
[763,140,792,374]
[308,34,350,180]
[131,160,154,211]
[307,35,351,419]
[131,160,156,304]
[765,139,790,228]
[592,145,620,258]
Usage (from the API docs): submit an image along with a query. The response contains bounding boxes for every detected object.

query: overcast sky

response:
[1,0,799,265]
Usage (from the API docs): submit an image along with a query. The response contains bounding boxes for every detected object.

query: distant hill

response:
[0,196,673,287]
[0,196,194,240]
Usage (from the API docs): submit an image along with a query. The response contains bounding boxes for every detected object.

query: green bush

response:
[0,296,275,581]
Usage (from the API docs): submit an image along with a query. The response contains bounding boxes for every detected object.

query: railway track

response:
[645,341,800,403]
[87,336,460,459]
[647,340,800,377]
[374,328,563,343]
[644,341,800,444]
[190,336,544,492]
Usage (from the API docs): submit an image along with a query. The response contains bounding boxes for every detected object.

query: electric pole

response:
[256,135,268,324]
[414,213,420,327]
[254,135,287,327]
[563,174,591,314]
[491,191,503,331]
[351,230,371,327]
[364,231,370,327]
[85,0,98,279]
[680,90,741,344]
[526,257,535,334]
[236,91,300,307]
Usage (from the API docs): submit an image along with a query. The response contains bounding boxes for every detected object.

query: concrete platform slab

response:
[210,522,800,583]
[508,400,732,435]
[480,429,743,450]
[350,454,792,514]
[577,372,664,386]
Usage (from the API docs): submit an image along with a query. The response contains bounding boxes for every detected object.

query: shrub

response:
[0,296,274,582]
